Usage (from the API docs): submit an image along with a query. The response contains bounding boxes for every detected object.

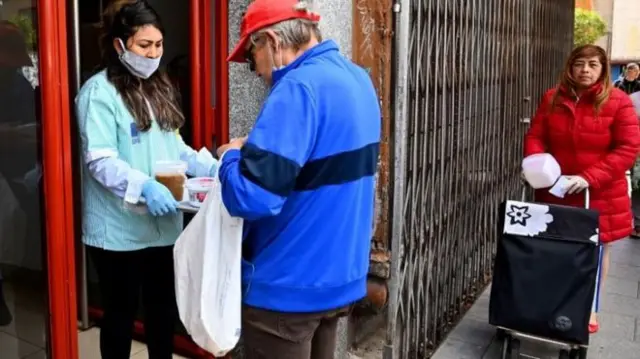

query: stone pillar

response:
[227,0,353,139]
[228,0,266,140]
[226,1,353,359]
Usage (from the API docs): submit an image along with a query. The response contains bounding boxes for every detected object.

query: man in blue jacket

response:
[218,0,380,358]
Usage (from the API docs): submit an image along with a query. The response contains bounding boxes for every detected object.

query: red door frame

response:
[38,0,79,358]
[213,0,230,147]
[189,0,203,148]
[191,0,229,150]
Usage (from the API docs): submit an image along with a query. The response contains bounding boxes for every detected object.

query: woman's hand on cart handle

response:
[564,175,589,194]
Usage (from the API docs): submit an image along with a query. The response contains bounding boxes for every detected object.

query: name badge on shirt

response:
[130,123,140,144]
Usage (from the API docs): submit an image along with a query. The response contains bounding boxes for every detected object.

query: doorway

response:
[70,0,228,358]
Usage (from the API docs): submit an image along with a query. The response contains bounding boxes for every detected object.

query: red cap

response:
[227,0,321,63]
[0,21,32,67]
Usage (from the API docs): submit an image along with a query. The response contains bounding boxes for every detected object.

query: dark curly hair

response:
[100,0,184,132]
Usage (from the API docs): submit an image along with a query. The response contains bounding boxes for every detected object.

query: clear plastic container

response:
[154,160,188,201]
[522,153,561,189]
[185,177,215,207]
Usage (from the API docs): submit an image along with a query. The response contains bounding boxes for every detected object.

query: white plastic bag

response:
[174,178,243,357]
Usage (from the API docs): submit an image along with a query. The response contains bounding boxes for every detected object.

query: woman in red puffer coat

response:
[524,44,640,334]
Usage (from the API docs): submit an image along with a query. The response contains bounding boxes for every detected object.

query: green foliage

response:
[574,8,607,48]
[8,14,37,51]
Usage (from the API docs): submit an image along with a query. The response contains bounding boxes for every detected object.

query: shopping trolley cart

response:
[490,190,601,359]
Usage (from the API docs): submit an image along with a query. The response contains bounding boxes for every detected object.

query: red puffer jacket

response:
[524,85,640,243]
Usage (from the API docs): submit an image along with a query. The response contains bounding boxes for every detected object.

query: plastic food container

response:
[522,153,561,189]
[186,177,216,207]
[154,160,188,201]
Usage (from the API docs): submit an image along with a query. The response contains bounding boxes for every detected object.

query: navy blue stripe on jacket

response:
[239,141,379,196]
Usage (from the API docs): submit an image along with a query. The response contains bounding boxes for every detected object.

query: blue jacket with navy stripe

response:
[219,40,380,313]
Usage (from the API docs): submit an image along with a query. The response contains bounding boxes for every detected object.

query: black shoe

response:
[0,282,12,326]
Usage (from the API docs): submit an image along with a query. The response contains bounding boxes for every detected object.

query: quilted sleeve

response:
[581,94,640,189]
[524,90,553,156]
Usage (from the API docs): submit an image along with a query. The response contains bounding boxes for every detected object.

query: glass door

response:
[0,0,77,358]
[0,1,48,356]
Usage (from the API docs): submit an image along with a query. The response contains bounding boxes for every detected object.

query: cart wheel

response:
[578,348,588,359]
[569,349,579,359]
[509,338,520,359]
[559,349,570,359]
[500,336,511,359]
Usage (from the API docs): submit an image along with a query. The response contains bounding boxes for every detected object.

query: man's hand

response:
[217,136,248,158]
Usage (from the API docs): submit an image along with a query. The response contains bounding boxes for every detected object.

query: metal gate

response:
[386,1,574,358]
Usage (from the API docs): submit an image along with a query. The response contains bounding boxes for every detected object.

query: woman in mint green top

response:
[74,2,217,358]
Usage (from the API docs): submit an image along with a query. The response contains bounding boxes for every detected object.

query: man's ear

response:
[264,30,280,51]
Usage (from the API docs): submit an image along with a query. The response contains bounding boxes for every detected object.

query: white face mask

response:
[117,38,161,79]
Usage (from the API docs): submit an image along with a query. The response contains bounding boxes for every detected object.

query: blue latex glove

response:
[141,180,179,216]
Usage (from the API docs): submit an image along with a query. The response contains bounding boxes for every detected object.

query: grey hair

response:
[627,63,640,71]
[249,1,322,50]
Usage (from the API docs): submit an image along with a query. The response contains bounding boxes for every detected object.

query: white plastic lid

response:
[186,177,215,192]
[154,160,187,175]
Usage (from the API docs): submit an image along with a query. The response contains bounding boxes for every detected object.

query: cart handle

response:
[521,186,590,209]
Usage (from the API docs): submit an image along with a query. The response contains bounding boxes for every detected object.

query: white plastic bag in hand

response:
[174,177,243,357]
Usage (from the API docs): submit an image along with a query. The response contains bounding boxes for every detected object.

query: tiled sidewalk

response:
[0,279,187,359]
[78,328,188,359]
[432,238,640,359]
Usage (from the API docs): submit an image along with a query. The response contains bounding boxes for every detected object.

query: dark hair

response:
[101,0,184,132]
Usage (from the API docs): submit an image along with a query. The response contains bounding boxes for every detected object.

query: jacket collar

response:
[558,83,603,102]
[271,40,339,85]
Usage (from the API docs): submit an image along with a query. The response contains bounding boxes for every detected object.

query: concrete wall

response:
[227,0,353,139]
[610,0,640,62]
[592,0,614,52]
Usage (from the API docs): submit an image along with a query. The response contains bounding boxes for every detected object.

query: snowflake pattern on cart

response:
[506,205,532,226]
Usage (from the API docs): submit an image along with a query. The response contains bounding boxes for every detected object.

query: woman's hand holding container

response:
[141,180,178,216]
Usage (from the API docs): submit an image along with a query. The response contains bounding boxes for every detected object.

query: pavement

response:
[431,238,640,359]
